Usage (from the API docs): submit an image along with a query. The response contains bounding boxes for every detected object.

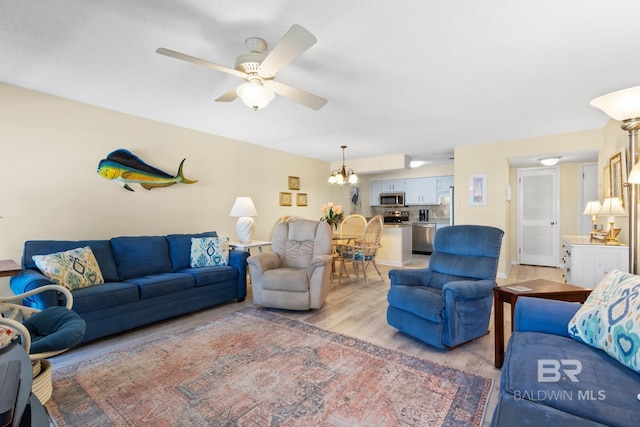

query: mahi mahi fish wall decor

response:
[97,149,197,192]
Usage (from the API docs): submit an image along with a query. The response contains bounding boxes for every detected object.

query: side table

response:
[229,241,271,285]
[0,259,21,277]
[229,240,272,254]
[493,279,592,369]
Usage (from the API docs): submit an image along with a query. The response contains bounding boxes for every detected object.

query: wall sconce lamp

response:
[591,86,640,271]
[229,197,258,243]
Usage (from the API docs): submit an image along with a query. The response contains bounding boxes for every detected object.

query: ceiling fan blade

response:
[215,86,240,102]
[265,80,327,111]
[258,25,317,76]
[156,47,247,79]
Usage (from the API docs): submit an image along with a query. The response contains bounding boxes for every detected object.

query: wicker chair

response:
[0,285,86,403]
[337,215,384,287]
[333,214,367,280]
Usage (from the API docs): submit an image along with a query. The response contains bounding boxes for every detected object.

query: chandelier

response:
[328,145,358,185]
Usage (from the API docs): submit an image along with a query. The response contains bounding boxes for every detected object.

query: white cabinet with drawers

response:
[562,235,628,289]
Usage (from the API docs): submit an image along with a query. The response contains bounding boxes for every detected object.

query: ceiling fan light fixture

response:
[236,80,275,111]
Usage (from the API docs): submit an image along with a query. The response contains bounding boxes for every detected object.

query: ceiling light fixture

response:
[236,76,275,111]
[328,145,358,185]
[539,157,561,166]
[591,85,640,272]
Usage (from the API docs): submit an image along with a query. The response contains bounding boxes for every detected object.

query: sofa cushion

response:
[23,240,119,282]
[190,237,229,267]
[180,266,238,287]
[387,285,444,323]
[71,282,140,314]
[568,269,640,373]
[166,231,218,271]
[125,273,195,299]
[110,236,173,280]
[23,306,86,354]
[32,246,104,291]
[502,331,640,427]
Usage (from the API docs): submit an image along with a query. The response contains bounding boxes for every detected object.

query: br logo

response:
[538,359,582,382]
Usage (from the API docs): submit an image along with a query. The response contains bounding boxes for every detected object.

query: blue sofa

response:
[10,232,249,343]
[491,297,640,426]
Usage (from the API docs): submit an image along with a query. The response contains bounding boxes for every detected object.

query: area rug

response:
[46,308,492,426]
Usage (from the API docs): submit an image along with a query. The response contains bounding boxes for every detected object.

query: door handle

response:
[550,221,556,225]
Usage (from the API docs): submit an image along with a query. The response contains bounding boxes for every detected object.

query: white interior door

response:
[518,167,560,267]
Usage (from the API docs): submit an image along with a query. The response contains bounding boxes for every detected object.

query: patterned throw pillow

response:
[568,269,640,373]
[190,237,229,267]
[32,246,104,291]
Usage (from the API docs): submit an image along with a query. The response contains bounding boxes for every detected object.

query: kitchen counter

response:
[378,224,412,266]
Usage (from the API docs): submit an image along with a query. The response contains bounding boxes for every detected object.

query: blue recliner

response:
[387,225,504,349]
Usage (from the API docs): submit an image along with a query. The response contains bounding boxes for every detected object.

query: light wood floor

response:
[51,256,563,426]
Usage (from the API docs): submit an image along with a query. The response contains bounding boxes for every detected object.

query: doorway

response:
[517,167,560,267]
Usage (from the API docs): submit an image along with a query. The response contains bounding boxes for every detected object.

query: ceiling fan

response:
[156,24,327,111]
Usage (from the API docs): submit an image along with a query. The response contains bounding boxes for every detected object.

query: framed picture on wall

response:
[279,192,292,206]
[603,164,612,198]
[469,173,487,207]
[296,193,308,206]
[288,176,300,190]
[610,148,628,207]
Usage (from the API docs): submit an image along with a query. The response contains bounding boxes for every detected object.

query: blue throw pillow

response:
[190,237,229,267]
[568,269,640,373]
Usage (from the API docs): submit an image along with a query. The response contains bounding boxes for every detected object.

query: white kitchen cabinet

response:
[437,176,454,198]
[370,181,381,206]
[562,235,628,289]
[405,177,438,205]
[379,180,406,193]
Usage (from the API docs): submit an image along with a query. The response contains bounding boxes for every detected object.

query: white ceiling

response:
[2,1,639,167]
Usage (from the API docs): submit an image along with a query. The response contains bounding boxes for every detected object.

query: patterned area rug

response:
[46,308,492,426]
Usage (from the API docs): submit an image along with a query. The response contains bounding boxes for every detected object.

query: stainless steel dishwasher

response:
[412,223,436,254]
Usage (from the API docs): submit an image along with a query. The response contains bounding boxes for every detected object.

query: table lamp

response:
[229,197,258,243]
[583,200,601,230]
[598,197,626,245]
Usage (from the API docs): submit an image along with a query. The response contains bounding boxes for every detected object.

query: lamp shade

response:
[583,200,602,215]
[590,86,640,121]
[229,197,258,217]
[629,162,640,184]
[236,82,275,111]
[598,197,627,216]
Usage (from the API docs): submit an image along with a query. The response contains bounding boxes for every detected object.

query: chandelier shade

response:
[328,146,358,185]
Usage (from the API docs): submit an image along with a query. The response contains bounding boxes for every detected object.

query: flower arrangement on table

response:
[320,202,343,230]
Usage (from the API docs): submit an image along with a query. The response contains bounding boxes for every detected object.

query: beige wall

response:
[455,129,605,276]
[1,82,630,289]
[0,83,354,294]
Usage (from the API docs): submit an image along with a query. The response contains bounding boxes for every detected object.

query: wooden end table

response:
[0,259,21,277]
[493,279,592,369]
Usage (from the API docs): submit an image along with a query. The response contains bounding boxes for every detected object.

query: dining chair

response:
[332,214,367,281]
[338,215,384,287]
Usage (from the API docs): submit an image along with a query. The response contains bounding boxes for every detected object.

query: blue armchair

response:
[387,225,504,349]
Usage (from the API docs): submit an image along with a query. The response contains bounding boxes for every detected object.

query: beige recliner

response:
[248,219,332,310]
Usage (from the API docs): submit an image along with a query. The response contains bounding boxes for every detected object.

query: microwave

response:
[380,192,405,207]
